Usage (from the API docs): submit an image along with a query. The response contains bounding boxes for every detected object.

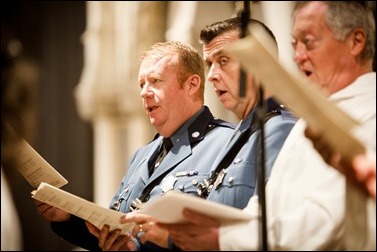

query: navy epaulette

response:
[280,108,297,120]
[210,117,237,129]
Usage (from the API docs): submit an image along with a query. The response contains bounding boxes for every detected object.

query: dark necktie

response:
[149,138,173,176]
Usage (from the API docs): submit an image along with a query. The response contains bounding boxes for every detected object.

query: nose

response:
[140,84,153,99]
[293,43,308,64]
[207,65,220,84]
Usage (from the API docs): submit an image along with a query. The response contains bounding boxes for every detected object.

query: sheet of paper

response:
[137,190,253,225]
[32,182,134,235]
[14,139,68,188]
[224,24,365,160]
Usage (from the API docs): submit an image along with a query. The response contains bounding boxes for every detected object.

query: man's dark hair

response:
[199,17,278,52]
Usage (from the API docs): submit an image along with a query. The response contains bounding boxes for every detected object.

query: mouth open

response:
[216,90,227,97]
[147,106,158,113]
[303,70,312,78]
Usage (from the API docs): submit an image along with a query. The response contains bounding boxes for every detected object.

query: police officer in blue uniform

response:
[35,41,235,251]
[195,17,297,208]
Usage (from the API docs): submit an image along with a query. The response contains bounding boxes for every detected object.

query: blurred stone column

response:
[74,1,167,206]
[260,1,296,74]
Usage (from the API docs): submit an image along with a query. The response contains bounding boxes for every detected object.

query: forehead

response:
[293,2,327,34]
[202,30,239,60]
[138,54,177,77]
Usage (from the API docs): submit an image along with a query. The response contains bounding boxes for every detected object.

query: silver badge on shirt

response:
[160,175,178,193]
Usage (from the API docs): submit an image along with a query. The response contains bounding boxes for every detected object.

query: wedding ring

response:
[139,224,143,232]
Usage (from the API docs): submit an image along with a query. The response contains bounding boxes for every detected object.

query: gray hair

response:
[294,1,375,63]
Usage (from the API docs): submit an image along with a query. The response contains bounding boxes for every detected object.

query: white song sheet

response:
[14,139,68,188]
[32,182,134,234]
[137,190,253,225]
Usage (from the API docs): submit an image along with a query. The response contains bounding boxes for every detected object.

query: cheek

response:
[223,73,239,95]
[164,88,186,106]
[227,83,239,97]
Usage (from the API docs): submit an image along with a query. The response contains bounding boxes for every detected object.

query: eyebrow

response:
[204,48,224,62]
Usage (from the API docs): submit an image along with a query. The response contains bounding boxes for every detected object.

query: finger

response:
[138,231,148,244]
[183,208,219,226]
[366,175,376,199]
[304,127,319,140]
[103,229,121,251]
[156,223,169,230]
[33,199,46,207]
[38,205,56,220]
[98,225,110,249]
[120,212,150,224]
[38,204,53,215]
[352,154,372,180]
[85,221,100,237]
[157,223,188,236]
[131,223,144,238]
[111,234,133,251]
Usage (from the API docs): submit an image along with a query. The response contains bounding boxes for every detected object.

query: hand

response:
[304,127,341,168]
[85,222,136,251]
[34,199,70,222]
[120,212,169,248]
[351,154,376,199]
[305,127,376,199]
[158,208,220,251]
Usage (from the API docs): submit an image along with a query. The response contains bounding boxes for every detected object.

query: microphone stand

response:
[239,0,249,98]
[239,1,268,250]
[255,86,268,251]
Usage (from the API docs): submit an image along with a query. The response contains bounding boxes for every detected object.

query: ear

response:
[350,28,366,57]
[186,74,201,96]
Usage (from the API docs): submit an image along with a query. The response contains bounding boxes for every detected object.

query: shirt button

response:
[192,132,200,138]
[192,179,198,186]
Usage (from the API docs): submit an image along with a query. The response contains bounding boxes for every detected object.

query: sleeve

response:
[263,114,296,181]
[167,235,182,251]
[344,180,376,250]
[51,215,101,251]
[219,195,260,250]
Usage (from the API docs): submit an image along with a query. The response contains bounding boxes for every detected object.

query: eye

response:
[139,81,145,89]
[205,60,212,70]
[219,56,229,67]
[303,38,312,46]
[291,38,298,49]
[151,78,161,84]
[302,36,316,50]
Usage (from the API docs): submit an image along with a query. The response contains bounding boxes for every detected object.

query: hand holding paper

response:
[137,190,253,225]
[32,182,135,235]
[13,138,135,234]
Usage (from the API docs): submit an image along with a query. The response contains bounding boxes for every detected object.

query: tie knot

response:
[162,138,173,152]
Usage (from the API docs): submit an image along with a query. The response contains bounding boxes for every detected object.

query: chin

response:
[221,102,234,112]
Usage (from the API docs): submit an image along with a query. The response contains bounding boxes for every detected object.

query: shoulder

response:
[265,109,297,129]
[279,109,298,122]
[210,117,237,129]
[200,106,236,130]
[265,97,297,123]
